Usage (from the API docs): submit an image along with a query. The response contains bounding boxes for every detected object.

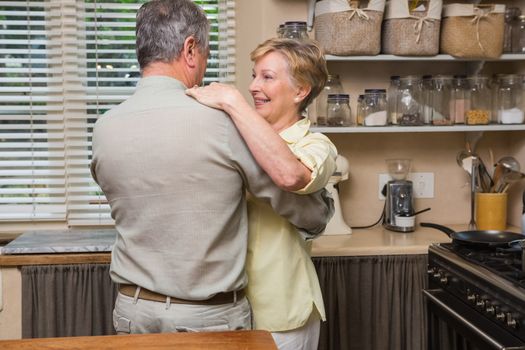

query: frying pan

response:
[420,222,525,248]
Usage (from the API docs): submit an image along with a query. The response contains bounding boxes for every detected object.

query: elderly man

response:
[90,0,333,335]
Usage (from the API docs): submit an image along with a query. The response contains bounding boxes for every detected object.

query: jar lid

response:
[390,75,400,80]
[453,74,467,79]
[467,75,489,81]
[284,21,307,26]
[422,75,433,80]
[364,89,386,94]
[432,75,453,82]
[499,74,521,84]
[327,93,350,100]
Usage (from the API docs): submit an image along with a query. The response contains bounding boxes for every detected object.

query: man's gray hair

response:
[136,0,210,70]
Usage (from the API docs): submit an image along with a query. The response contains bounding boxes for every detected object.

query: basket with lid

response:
[382,0,442,56]
[441,4,505,59]
[314,0,386,55]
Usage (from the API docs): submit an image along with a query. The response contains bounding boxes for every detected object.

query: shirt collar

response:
[136,76,187,91]
[279,118,311,144]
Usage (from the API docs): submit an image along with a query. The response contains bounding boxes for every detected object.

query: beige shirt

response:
[90,76,334,300]
[247,118,337,331]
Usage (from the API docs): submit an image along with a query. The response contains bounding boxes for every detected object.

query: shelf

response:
[325,54,525,62]
[311,124,525,134]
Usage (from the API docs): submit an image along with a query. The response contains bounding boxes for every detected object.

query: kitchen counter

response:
[0,330,277,350]
[0,224,473,267]
[311,224,457,257]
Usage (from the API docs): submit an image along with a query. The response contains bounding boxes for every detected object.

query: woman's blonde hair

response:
[250,38,328,114]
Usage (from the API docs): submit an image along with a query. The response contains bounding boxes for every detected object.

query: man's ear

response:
[182,36,197,68]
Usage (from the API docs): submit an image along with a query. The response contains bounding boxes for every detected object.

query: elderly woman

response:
[186,38,337,350]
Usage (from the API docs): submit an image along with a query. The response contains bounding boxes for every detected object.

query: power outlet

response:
[378,172,434,199]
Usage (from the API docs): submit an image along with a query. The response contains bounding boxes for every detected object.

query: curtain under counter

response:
[21,264,117,338]
[313,255,428,350]
[20,255,428,349]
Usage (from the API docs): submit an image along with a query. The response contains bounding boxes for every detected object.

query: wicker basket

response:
[314,0,385,56]
[440,4,505,59]
[382,0,442,56]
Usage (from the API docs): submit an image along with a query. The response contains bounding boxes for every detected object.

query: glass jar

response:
[316,74,343,126]
[504,8,522,53]
[431,75,453,125]
[327,94,352,126]
[512,15,525,53]
[387,75,401,125]
[466,76,492,125]
[363,89,387,126]
[450,75,470,124]
[396,76,423,126]
[356,94,365,126]
[282,21,309,40]
[421,75,433,125]
[276,24,285,38]
[497,74,524,124]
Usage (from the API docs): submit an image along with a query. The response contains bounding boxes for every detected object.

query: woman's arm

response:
[186,83,311,191]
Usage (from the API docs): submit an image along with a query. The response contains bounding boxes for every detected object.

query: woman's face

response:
[249,51,302,127]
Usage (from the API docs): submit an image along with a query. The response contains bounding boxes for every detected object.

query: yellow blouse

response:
[246,118,337,331]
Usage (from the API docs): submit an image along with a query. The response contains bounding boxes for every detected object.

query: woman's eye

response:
[263,75,272,80]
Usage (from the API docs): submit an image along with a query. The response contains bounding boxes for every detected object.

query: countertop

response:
[0,224,473,266]
[0,330,277,350]
[311,224,457,257]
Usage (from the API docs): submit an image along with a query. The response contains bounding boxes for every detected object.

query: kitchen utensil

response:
[497,169,525,193]
[469,157,477,230]
[491,162,505,193]
[456,150,471,171]
[420,222,525,248]
[498,156,521,172]
[477,158,494,193]
[466,131,483,154]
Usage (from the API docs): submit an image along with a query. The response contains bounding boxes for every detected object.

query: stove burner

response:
[442,243,525,287]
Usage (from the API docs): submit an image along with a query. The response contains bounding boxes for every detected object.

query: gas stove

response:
[427,243,525,349]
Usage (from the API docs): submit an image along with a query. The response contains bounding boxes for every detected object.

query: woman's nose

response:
[248,80,258,94]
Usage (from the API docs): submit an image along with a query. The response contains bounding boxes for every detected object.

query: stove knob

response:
[476,299,485,308]
[427,267,436,275]
[485,305,495,316]
[496,312,506,322]
[506,313,518,329]
[439,275,448,285]
[433,271,442,279]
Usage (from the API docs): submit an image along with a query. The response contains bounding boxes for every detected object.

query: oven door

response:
[424,289,525,350]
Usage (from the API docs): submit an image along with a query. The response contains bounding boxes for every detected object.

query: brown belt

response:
[118,284,244,305]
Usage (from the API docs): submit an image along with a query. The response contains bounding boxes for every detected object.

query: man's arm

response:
[227,121,334,239]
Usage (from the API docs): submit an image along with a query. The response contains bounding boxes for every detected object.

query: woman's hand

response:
[185,82,242,111]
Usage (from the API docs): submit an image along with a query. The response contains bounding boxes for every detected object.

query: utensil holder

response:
[475,192,508,231]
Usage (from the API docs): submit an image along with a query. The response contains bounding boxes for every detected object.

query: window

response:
[0,0,236,225]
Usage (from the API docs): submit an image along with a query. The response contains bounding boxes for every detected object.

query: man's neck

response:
[142,61,193,88]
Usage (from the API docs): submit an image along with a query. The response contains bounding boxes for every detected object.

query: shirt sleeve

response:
[290,132,337,195]
[226,121,334,239]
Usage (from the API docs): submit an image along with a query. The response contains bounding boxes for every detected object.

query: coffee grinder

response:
[383,159,415,232]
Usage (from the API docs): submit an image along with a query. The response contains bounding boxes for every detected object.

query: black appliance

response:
[426,243,525,350]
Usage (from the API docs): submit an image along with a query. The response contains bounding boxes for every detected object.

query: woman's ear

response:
[295,85,311,104]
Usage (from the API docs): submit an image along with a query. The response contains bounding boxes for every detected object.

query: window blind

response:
[0,0,236,225]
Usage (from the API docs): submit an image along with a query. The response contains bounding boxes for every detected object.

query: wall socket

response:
[378,172,435,200]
